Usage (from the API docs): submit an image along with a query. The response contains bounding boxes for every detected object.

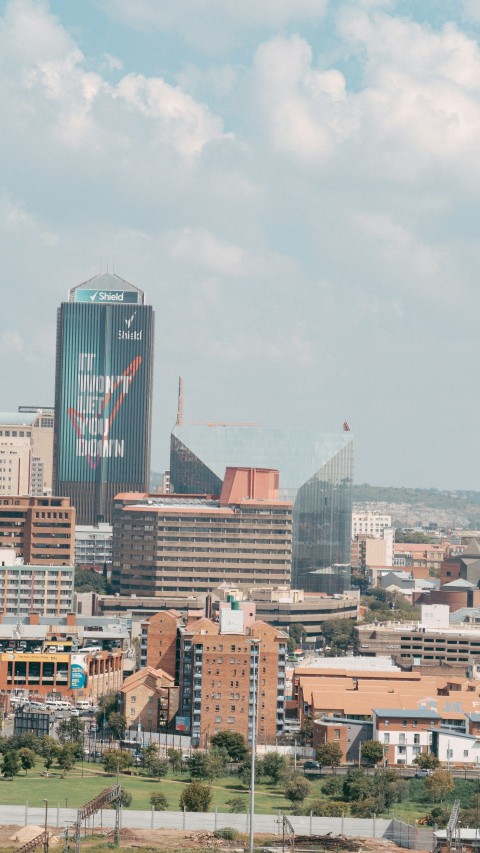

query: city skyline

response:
[2,0,480,490]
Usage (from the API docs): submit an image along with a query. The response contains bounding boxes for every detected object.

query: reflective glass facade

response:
[170,425,353,594]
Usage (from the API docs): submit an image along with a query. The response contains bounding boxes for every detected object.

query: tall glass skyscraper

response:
[170,424,353,593]
[53,272,154,524]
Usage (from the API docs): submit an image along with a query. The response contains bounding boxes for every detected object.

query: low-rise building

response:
[373,708,440,765]
[430,727,480,765]
[313,716,373,763]
[121,666,179,733]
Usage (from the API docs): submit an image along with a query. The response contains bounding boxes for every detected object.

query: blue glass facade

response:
[53,273,154,524]
[170,425,353,593]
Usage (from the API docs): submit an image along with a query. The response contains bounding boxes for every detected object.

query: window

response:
[384,734,390,745]
[399,733,406,745]
[413,734,420,744]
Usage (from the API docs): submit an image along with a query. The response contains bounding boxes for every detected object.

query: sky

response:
[2,0,480,490]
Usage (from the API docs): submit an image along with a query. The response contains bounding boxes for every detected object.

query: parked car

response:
[415,768,433,777]
[304,760,321,771]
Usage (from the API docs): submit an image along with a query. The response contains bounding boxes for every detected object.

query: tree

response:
[414,752,440,770]
[103,749,132,775]
[58,717,84,744]
[147,758,169,780]
[96,692,119,727]
[188,751,225,782]
[167,748,183,773]
[361,740,385,766]
[150,793,169,811]
[317,742,342,771]
[39,737,59,772]
[58,745,76,776]
[141,743,158,768]
[310,799,344,817]
[18,748,36,775]
[226,797,247,813]
[2,750,20,779]
[210,731,248,763]
[343,768,371,802]
[320,620,355,654]
[424,769,454,803]
[262,752,288,784]
[120,790,132,808]
[107,712,126,741]
[74,567,107,594]
[300,718,313,746]
[288,624,306,655]
[284,775,311,804]
[323,776,343,797]
[179,781,212,812]
[351,797,379,818]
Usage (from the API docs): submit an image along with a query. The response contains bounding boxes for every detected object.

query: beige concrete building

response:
[352,511,392,537]
[111,467,292,596]
[0,411,54,496]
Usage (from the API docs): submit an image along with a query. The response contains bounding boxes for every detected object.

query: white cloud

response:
[253,12,480,183]
[0,0,229,162]
[105,0,328,51]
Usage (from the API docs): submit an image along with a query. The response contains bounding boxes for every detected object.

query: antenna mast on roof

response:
[176,377,184,426]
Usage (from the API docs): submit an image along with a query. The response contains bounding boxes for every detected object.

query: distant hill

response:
[352,483,480,530]
[150,472,480,529]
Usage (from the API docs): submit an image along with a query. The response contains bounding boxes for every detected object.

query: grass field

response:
[0,760,477,821]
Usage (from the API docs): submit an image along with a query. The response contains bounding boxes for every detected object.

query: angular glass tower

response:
[170,425,353,593]
[53,272,154,525]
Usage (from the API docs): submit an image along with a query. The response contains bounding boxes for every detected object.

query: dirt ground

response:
[0,825,433,853]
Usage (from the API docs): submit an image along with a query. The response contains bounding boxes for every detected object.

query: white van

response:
[76,700,92,710]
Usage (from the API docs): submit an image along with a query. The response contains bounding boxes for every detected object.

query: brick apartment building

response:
[181,604,287,746]
[111,467,292,596]
[121,666,179,733]
[0,496,75,565]
[140,609,181,678]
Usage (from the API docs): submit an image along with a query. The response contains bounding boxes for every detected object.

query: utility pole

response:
[249,639,260,853]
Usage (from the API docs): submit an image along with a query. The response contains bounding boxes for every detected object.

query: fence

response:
[385,816,435,851]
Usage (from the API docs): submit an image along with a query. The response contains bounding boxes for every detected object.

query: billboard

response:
[70,654,88,689]
[56,302,154,484]
[74,289,140,304]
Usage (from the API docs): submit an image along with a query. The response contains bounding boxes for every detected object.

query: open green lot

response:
[0,761,478,822]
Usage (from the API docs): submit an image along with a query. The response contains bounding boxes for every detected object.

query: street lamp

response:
[249,638,261,853]
[43,799,48,853]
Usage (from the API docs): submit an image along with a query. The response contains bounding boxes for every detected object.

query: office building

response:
[0,495,75,565]
[75,523,112,568]
[0,550,73,617]
[53,272,155,524]
[0,410,54,496]
[170,423,353,593]
[111,467,292,596]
